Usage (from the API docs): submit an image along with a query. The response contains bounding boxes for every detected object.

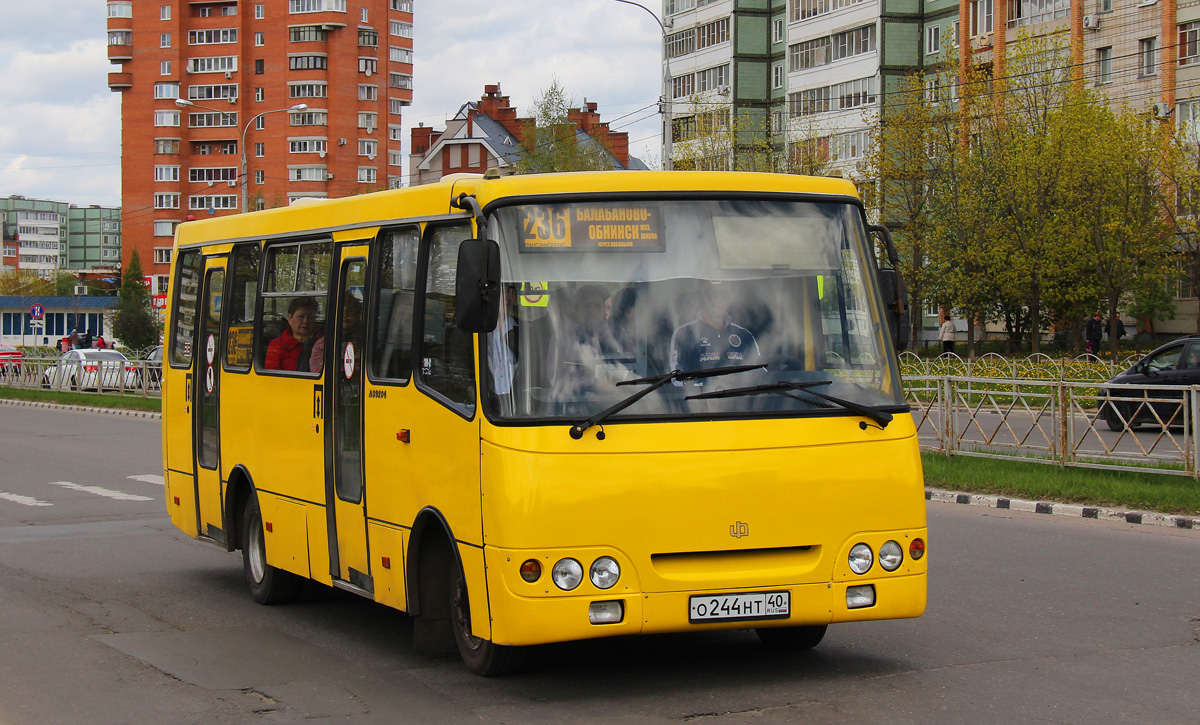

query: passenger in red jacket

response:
[265,297,321,371]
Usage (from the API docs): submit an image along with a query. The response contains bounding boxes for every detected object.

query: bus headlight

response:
[589,557,620,589]
[878,541,903,571]
[848,543,873,574]
[552,558,583,591]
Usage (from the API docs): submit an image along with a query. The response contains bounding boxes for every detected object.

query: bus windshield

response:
[483,197,902,422]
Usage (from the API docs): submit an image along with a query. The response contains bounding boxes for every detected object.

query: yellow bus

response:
[162,170,926,676]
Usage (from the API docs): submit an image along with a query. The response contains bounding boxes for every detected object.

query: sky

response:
[0,0,666,210]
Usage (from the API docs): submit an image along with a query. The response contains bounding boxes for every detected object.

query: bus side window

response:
[169,250,203,367]
[258,240,331,373]
[224,243,260,370]
[371,226,419,382]
[418,222,475,414]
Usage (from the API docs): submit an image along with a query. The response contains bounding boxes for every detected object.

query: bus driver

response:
[670,281,760,386]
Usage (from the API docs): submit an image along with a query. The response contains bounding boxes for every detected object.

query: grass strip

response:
[922,452,1200,516]
[0,386,161,413]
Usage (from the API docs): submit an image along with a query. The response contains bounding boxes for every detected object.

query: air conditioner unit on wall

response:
[73,285,88,296]
[1083,14,1100,29]
[977,34,992,47]
[1153,102,1173,119]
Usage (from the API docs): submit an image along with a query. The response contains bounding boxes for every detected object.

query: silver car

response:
[42,350,140,392]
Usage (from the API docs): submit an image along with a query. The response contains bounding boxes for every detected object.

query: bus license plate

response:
[688,591,790,623]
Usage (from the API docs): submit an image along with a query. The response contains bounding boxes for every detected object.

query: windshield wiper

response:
[686,379,893,429]
[569,363,765,439]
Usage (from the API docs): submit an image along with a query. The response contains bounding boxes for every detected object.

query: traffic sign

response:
[29,303,45,320]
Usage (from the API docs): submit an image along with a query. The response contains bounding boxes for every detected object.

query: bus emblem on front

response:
[729,522,749,538]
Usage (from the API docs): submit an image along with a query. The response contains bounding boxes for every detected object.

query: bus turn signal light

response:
[909,538,925,561]
[519,559,541,582]
[396,429,410,443]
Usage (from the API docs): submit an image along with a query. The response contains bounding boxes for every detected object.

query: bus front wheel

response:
[755,624,827,651]
[450,563,522,676]
[241,492,302,605]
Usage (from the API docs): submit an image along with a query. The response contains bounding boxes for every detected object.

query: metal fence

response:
[906,374,1200,477]
[900,351,1144,382]
[0,356,162,398]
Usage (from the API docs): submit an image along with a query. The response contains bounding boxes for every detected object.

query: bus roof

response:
[172,171,861,249]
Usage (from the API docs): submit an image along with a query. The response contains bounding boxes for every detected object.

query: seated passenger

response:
[310,296,362,374]
[551,285,632,404]
[265,297,321,371]
[670,282,760,386]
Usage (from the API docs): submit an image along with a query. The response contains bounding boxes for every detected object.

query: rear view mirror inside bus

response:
[455,238,501,333]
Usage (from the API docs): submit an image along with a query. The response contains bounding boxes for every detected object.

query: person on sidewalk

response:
[938,311,956,355]
[1085,312,1103,356]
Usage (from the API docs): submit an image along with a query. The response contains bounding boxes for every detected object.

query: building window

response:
[188,83,237,101]
[160,5,170,20]
[358,167,377,184]
[389,124,403,141]
[153,82,180,99]
[255,87,265,102]
[359,84,378,101]
[154,165,180,182]
[154,138,180,154]
[926,25,940,55]
[672,73,695,99]
[290,26,328,42]
[256,4,265,19]
[189,167,238,183]
[391,0,413,10]
[359,28,379,46]
[255,32,265,46]
[255,59,265,74]
[187,56,238,73]
[161,33,171,48]
[1182,22,1200,67]
[834,25,875,60]
[389,46,412,63]
[289,0,348,12]
[361,7,369,21]
[390,20,413,37]
[696,64,729,93]
[773,18,785,44]
[161,60,172,76]
[773,62,784,90]
[154,110,181,127]
[358,112,377,130]
[389,72,412,89]
[189,195,238,210]
[389,98,405,114]
[154,193,180,209]
[291,82,328,98]
[154,248,173,265]
[290,111,328,126]
[289,166,327,181]
[196,143,211,155]
[222,142,237,154]
[1140,37,1158,76]
[107,2,133,18]
[255,170,265,184]
[1100,0,1112,10]
[1096,46,1113,84]
[289,55,328,70]
[255,142,265,157]
[696,18,729,49]
[289,138,328,153]
[790,37,831,71]
[188,29,238,44]
[188,112,237,128]
[970,0,995,34]
[255,115,265,130]
[359,57,378,74]
[666,29,695,58]
[389,150,403,166]
[793,0,867,22]
[359,139,377,157]
[221,5,236,15]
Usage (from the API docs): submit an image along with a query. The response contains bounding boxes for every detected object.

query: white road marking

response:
[0,491,53,507]
[127,474,165,486]
[49,482,153,502]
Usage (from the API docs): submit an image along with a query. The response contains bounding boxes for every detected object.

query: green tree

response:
[112,250,160,352]
[512,77,615,174]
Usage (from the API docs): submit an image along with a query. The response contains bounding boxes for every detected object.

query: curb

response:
[926,487,1198,531]
[0,397,161,419]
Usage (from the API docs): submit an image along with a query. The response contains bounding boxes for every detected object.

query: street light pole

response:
[612,0,673,170]
[176,99,308,213]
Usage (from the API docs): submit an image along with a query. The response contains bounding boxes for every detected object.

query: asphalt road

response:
[1,402,1197,723]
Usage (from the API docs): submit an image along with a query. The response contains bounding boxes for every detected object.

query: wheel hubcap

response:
[248,512,266,583]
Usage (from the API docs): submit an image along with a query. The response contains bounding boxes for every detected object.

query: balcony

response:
[108,72,133,90]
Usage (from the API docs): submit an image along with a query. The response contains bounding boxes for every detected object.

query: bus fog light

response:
[846,585,875,609]
[519,559,542,582]
[909,538,925,561]
[589,556,620,589]
[879,541,903,571]
[848,543,873,574]
[552,558,583,590]
[588,600,624,624]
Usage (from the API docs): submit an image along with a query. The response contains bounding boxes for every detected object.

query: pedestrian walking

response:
[1085,312,1103,356]
[938,311,956,355]
[68,330,79,350]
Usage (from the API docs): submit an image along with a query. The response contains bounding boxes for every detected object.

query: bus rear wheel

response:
[755,624,827,651]
[450,561,522,676]
[241,492,302,605]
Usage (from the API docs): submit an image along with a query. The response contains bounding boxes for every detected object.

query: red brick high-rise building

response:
[107,0,413,294]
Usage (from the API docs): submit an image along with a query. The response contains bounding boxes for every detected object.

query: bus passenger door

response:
[327,252,371,591]
[193,260,227,541]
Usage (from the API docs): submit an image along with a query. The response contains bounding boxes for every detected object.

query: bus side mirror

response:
[877,267,911,351]
[455,238,501,333]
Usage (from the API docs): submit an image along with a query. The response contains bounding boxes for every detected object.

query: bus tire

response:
[241,492,302,605]
[755,624,827,651]
[451,563,522,677]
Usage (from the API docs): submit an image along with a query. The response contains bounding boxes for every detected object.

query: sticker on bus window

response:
[520,281,550,307]
[518,204,664,253]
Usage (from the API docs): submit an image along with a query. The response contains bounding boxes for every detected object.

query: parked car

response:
[1100,336,1200,430]
[0,344,21,375]
[143,346,163,389]
[41,349,140,392]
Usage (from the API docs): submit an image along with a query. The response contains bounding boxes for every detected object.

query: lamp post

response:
[175,99,308,213]
[612,0,673,170]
